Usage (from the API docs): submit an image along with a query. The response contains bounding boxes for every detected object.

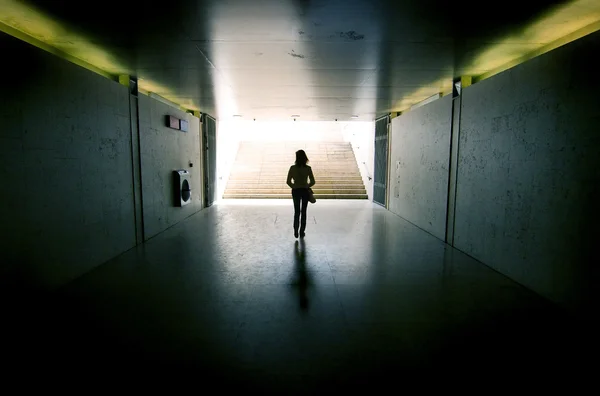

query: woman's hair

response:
[295,149,309,167]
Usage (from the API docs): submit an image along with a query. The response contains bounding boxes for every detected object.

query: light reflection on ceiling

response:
[1,0,599,119]
[466,0,600,79]
[392,0,600,113]
[0,0,125,75]
[0,0,197,110]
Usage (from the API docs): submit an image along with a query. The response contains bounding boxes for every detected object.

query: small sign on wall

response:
[167,115,180,130]
[166,115,188,132]
[180,119,189,132]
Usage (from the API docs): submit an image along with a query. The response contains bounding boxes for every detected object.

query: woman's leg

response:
[292,189,301,236]
[299,188,309,236]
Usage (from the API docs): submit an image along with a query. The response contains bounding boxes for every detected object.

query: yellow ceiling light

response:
[0,0,126,75]
[391,0,600,114]
[0,0,198,112]
[136,79,201,112]
[391,78,453,113]
[2,0,599,118]
[470,0,600,81]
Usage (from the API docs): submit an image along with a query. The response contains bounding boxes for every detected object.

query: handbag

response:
[308,188,316,204]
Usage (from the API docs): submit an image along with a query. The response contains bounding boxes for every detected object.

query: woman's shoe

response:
[300,232,305,238]
[294,230,299,238]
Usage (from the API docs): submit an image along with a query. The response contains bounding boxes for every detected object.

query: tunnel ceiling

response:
[1,0,599,120]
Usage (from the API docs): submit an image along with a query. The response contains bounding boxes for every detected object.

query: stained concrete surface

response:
[138,95,203,240]
[456,30,600,315]
[0,31,136,289]
[388,95,452,240]
[3,200,593,390]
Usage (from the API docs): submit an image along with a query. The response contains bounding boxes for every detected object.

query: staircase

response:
[223,141,368,199]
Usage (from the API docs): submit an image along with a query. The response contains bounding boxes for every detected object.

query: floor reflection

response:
[291,239,310,312]
[19,200,585,391]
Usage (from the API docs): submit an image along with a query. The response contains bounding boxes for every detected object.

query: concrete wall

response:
[139,96,202,240]
[0,31,205,290]
[455,31,600,315]
[0,32,136,290]
[388,96,452,240]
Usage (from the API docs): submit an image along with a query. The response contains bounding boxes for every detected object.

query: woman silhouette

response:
[286,149,315,238]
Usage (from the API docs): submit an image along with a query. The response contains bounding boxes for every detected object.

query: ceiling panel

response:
[132,42,215,70]
[194,41,380,70]
[2,0,599,120]
[219,68,374,88]
[233,85,394,99]
[386,42,455,70]
[184,0,304,41]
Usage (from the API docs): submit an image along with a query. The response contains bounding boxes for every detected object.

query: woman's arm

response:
[308,167,315,188]
[286,166,294,188]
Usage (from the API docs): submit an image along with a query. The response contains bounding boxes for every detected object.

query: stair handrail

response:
[361,161,372,181]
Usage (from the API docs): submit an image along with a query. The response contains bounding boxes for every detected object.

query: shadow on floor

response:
[1,284,594,392]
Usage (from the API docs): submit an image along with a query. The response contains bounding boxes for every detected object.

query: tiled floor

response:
[7,200,590,390]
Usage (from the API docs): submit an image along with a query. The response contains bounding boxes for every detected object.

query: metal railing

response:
[361,161,372,181]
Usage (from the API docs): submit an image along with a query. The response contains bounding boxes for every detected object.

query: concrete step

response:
[227,141,367,200]
[238,156,354,158]
[226,181,366,185]
[239,149,354,152]
[240,156,357,159]
[225,189,367,194]
[237,156,356,160]
[238,149,354,152]
[238,159,356,162]
[240,142,351,145]
[226,183,367,188]
[230,169,361,173]
[246,165,361,169]
[227,178,364,183]
[227,179,366,182]
[239,148,353,150]
[229,174,362,179]
[230,170,361,174]
[228,174,364,179]
[223,193,368,199]
[230,167,361,172]
[233,161,359,164]
[235,161,358,163]
[246,153,356,156]
[239,157,356,159]
[239,143,352,148]
[227,179,364,183]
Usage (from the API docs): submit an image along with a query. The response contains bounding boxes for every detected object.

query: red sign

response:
[168,115,180,129]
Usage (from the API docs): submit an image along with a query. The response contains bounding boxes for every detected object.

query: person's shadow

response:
[292,239,310,312]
